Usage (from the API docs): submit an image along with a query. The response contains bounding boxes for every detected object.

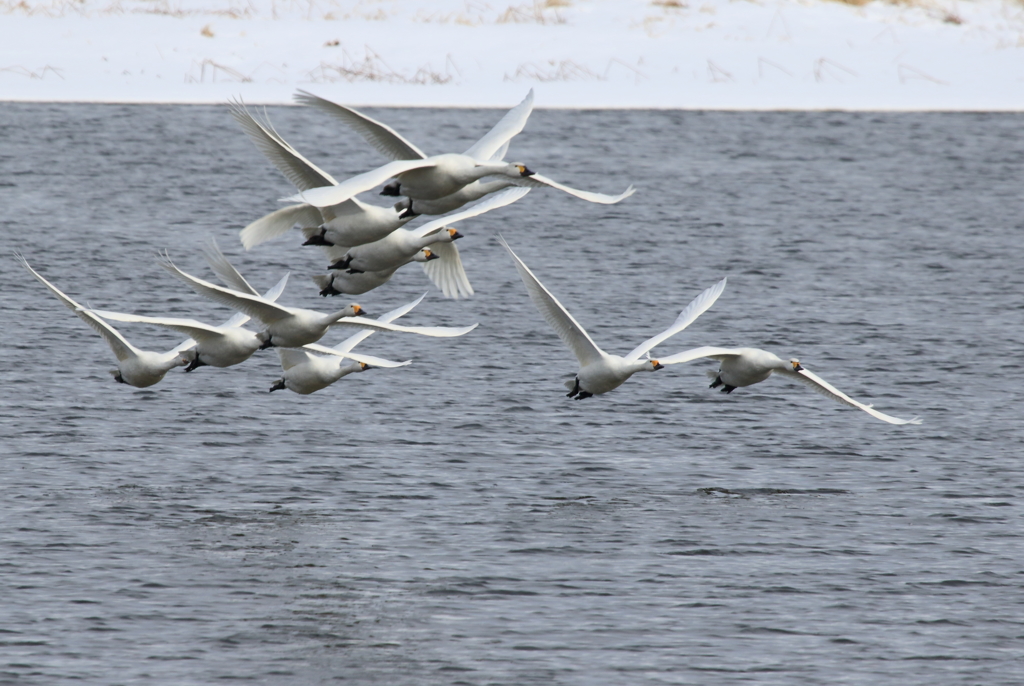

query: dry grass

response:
[497,1,567,25]
[185,59,252,83]
[306,47,455,85]
[651,0,686,8]
[504,57,645,83]
[0,64,64,79]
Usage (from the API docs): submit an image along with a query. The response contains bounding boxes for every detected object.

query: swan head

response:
[446,228,463,241]
[789,358,803,372]
[650,359,664,371]
[358,362,372,372]
[421,249,440,262]
[513,163,534,177]
[344,303,366,318]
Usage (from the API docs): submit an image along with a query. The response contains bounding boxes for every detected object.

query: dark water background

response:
[1,103,1023,685]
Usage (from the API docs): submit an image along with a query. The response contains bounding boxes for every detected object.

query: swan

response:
[159,254,477,348]
[330,187,530,300]
[229,101,413,250]
[287,90,634,209]
[311,249,436,297]
[499,237,727,399]
[652,346,921,425]
[87,239,291,372]
[270,295,429,394]
[17,254,191,387]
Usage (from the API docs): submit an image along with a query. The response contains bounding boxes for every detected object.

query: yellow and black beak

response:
[448,228,463,240]
[517,164,535,177]
[792,361,804,372]
[359,362,370,371]
[424,249,440,261]
[652,360,664,370]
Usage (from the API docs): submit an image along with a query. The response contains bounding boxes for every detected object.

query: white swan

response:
[288,90,634,209]
[87,239,290,372]
[331,187,530,300]
[311,249,436,297]
[270,295,429,395]
[499,237,727,399]
[653,346,921,425]
[229,101,413,250]
[17,254,191,387]
[159,254,477,348]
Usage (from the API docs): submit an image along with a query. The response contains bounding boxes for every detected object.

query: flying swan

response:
[499,236,726,399]
[17,254,192,387]
[652,346,922,425]
[288,89,635,210]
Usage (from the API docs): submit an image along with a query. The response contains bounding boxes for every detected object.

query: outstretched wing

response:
[421,241,473,300]
[625,278,727,361]
[229,99,339,190]
[463,89,534,161]
[327,293,426,355]
[498,235,605,367]
[240,204,325,250]
[294,90,428,161]
[778,366,922,425]
[299,344,411,369]
[328,316,478,338]
[655,346,745,366]
[409,186,530,239]
[289,159,438,208]
[202,236,258,296]
[160,254,294,325]
[87,310,228,346]
[516,173,636,205]
[17,254,140,361]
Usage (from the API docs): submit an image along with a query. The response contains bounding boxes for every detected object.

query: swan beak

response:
[351,305,364,316]
[359,362,371,371]
[652,360,664,370]
[517,164,535,177]
[449,229,463,240]
[424,249,440,261]
[792,361,804,372]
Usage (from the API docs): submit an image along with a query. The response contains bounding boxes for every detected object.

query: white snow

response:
[2,0,1023,109]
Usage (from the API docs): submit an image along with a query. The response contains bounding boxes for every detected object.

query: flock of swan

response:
[18,90,920,424]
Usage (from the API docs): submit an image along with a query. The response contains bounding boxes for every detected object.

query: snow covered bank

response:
[2,0,1023,109]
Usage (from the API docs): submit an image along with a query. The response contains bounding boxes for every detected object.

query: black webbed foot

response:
[269,379,286,393]
[721,385,736,394]
[566,377,580,397]
[328,257,351,271]
[319,283,341,297]
[302,228,334,247]
[185,357,206,373]
[380,182,401,197]
[709,375,723,389]
[575,391,593,400]
[258,339,274,351]
[398,200,418,219]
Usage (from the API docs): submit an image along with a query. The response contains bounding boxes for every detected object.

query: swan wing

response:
[409,186,530,238]
[421,241,474,299]
[779,367,922,425]
[240,204,325,249]
[229,99,339,189]
[655,346,745,366]
[17,254,141,361]
[289,159,438,208]
[516,173,636,205]
[218,273,289,329]
[625,278,727,361]
[87,310,228,345]
[329,293,426,354]
[299,344,412,369]
[202,237,258,296]
[463,89,534,161]
[160,255,294,325]
[498,235,605,367]
[277,347,314,371]
[294,90,428,161]
[328,316,478,338]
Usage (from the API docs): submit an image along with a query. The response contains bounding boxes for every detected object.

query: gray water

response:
[1,103,1023,685]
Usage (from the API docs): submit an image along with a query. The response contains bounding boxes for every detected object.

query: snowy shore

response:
[2,0,1023,109]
